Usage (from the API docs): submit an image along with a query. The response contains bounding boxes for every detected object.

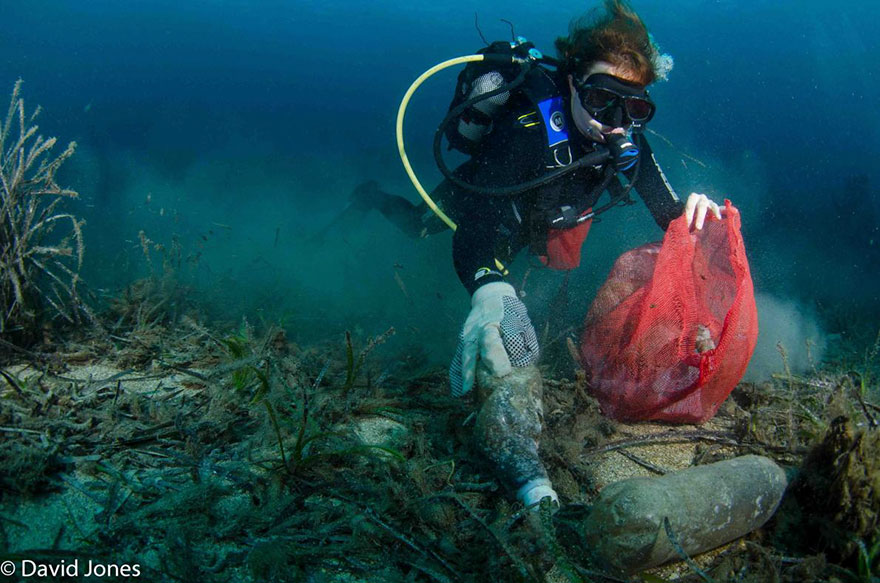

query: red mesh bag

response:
[580,201,757,423]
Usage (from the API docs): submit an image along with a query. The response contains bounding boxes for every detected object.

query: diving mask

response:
[575,73,655,128]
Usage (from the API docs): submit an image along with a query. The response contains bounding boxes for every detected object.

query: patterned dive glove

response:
[449,282,540,397]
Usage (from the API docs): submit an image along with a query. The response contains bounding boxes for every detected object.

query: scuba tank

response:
[443,39,535,156]
[456,71,510,145]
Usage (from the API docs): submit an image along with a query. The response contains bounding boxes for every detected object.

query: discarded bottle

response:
[474,364,548,496]
[584,455,788,574]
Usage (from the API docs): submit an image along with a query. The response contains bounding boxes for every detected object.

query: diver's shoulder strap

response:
[517,67,572,169]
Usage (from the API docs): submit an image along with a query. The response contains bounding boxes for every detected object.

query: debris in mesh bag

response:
[580,201,758,423]
[694,325,716,354]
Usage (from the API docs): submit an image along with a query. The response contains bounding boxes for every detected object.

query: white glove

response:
[449,282,540,397]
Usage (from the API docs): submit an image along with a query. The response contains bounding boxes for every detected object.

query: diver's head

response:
[568,61,654,142]
[555,0,672,142]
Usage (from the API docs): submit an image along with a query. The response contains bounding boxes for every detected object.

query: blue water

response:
[2,0,879,363]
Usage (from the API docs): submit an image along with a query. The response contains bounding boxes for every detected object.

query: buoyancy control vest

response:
[443,42,639,269]
[444,40,576,178]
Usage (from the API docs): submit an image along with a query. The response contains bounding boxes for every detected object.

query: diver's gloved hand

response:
[684,192,723,230]
[449,282,540,397]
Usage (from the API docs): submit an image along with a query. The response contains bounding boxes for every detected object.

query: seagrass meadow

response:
[2,0,880,580]
[0,80,878,581]
[1,309,879,582]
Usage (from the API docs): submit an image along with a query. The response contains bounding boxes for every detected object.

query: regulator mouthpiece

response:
[605,133,639,172]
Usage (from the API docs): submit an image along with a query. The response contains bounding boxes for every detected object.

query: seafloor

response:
[0,303,878,583]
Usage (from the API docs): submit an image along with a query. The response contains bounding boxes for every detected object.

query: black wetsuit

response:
[360,68,684,294]
[448,70,684,294]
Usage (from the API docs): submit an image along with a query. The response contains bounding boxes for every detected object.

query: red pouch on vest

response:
[540,216,592,270]
[579,201,757,423]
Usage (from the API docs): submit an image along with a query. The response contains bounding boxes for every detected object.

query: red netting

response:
[580,201,758,423]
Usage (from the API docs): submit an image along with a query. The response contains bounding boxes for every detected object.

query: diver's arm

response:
[449,214,539,398]
[629,134,685,230]
[450,142,535,295]
[453,220,506,295]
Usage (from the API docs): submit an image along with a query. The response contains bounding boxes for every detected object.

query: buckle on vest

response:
[551,144,573,167]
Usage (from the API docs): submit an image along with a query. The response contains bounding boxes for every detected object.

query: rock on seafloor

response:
[351,416,409,456]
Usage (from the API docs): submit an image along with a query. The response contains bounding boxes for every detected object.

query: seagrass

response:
[0,80,92,339]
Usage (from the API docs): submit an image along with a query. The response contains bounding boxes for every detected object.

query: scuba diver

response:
[350,0,725,509]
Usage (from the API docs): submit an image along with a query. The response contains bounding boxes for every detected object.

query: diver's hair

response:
[555,0,670,85]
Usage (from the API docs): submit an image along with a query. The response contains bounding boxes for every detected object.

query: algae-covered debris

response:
[776,415,880,562]
[584,455,788,574]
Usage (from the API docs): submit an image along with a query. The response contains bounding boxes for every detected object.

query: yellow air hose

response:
[395,54,486,232]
